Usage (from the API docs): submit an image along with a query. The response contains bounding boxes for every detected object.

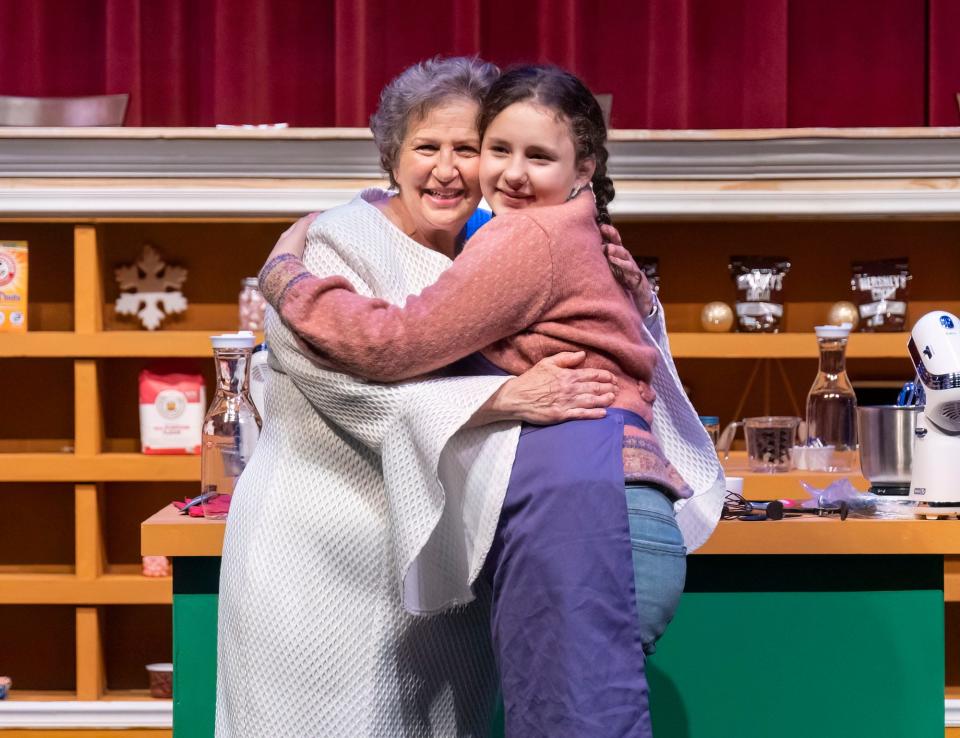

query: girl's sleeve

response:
[259,214,555,382]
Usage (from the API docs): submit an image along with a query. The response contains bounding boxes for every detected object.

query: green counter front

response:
[143,508,953,737]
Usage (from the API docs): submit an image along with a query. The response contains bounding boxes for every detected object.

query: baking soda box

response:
[0,241,28,332]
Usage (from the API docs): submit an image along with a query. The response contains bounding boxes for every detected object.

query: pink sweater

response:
[261,193,691,496]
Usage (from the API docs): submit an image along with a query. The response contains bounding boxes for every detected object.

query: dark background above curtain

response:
[1,0,958,129]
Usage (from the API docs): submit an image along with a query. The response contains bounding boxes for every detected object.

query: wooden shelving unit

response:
[0,216,279,732]
[0,329,911,360]
[4,127,960,733]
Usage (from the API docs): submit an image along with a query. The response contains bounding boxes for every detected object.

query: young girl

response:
[261,66,722,737]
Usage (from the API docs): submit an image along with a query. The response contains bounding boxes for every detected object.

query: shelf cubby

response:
[0,358,74,453]
[97,222,285,332]
[0,483,74,573]
[104,483,192,568]
[617,219,960,336]
[99,357,211,448]
[0,606,76,692]
[102,606,172,695]
[0,222,75,332]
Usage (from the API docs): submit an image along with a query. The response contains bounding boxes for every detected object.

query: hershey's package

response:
[729,256,791,333]
[851,258,910,332]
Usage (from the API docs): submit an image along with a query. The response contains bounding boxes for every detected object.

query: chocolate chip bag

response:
[851,258,910,332]
[729,256,791,333]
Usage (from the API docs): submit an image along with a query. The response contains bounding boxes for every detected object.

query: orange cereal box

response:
[0,242,27,332]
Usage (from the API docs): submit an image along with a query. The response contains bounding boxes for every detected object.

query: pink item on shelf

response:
[139,365,205,455]
[0,675,11,699]
[173,494,231,518]
[141,555,170,577]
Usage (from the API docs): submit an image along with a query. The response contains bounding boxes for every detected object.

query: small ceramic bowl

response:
[792,445,835,471]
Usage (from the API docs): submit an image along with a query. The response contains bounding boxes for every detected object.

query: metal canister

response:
[856,405,921,490]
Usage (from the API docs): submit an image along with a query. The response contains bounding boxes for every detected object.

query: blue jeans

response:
[625,484,687,655]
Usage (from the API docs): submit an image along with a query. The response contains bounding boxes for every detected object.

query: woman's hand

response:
[266,212,319,263]
[469,351,618,427]
[600,224,656,318]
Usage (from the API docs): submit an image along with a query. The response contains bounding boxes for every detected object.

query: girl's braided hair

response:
[478,65,614,225]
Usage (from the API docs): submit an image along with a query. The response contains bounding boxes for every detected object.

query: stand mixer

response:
[908,310,960,516]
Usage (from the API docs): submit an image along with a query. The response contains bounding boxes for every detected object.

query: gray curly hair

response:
[370,57,500,188]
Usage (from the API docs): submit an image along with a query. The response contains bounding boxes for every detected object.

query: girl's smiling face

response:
[479,101,595,214]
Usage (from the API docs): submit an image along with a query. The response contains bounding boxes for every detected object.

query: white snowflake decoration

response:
[115,244,188,330]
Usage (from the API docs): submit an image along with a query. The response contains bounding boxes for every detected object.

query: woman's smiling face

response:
[479,101,594,214]
[391,97,482,248]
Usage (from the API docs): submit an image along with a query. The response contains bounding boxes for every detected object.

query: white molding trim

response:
[4,185,960,218]
[946,698,960,727]
[0,698,954,728]
[0,699,172,728]
[0,186,366,217]
[609,189,960,217]
[3,131,960,180]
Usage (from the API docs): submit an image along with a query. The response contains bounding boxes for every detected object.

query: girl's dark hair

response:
[478,65,614,225]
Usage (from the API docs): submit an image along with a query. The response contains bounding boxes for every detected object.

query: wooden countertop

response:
[142,505,227,558]
[142,503,960,558]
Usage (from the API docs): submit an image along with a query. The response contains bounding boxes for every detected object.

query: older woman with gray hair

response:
[215,57,644,737]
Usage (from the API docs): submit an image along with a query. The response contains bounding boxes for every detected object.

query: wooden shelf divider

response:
[0,572,170,605]
[0,329,263,357]
[0,453,200,483]
[75,606,105,700]
[74,225,103,335]
[75,484,105,580]
[74,361,103,456]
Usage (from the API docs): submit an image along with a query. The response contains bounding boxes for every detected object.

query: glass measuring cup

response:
[717,416,801,473]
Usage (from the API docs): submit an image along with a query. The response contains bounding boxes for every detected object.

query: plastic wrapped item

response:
[139,364,205,455]
[729,255,791,332]
[141,555,170,577]
[851,258,910,332]
[798,479,917,519]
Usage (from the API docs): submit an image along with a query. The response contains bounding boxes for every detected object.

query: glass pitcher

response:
[804,324,858,471]
[201,331,262,519]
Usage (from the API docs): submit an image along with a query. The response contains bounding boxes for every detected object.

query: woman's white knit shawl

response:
[247,189,724,616]
[264,190,521,614]
[216,189,724,735]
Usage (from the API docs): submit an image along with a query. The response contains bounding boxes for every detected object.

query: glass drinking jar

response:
[238,277,266,331]
[805,324,858,471]
[200,331,262,519]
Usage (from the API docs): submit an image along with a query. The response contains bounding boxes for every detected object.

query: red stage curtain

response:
[0,0,956,128]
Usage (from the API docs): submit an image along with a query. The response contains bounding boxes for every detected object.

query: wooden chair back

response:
[595,94,613,129]
[0,94,129,126]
